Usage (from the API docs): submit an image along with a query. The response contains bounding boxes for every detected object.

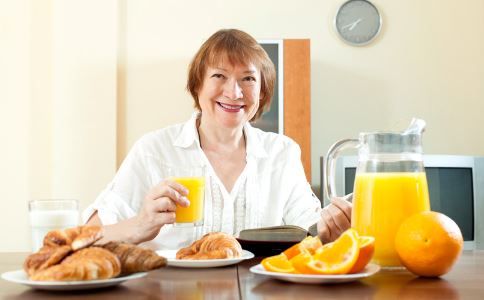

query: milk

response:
[29,210,79,252]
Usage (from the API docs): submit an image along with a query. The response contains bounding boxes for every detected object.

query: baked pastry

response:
[24,225,168,281]
[43,225,103,250]
[176,232,243,260]
[23,245,71,277]
[30,247,121,281]
[101,241,167,275]
[24,225,103,277]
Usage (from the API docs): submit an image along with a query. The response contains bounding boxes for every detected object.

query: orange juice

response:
[173,177,205,224]
[351,172,430,267]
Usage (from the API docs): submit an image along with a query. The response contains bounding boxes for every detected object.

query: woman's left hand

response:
[317,195,352,243]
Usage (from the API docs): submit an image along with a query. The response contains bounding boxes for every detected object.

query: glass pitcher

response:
[325,119,430,268]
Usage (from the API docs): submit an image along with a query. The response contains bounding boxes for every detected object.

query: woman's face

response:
[197,61,262,130]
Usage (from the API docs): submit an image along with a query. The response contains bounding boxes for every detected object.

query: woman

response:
[84,29,351,249]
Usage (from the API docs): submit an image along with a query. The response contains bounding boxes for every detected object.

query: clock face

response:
[335,0,382,46]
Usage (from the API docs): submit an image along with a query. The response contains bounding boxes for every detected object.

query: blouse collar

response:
[173,112,268,158]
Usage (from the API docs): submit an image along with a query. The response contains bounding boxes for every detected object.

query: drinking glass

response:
[165,166,206,227]
[28,199,79,252]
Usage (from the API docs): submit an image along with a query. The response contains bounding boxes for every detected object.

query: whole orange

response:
[395,211,463,277]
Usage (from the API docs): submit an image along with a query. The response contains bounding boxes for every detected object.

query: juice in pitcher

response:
[352,172,430,267]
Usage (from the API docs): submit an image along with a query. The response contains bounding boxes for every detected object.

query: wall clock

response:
[334,0,382,46]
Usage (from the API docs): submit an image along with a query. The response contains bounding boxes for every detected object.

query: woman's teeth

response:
[218,102,243,110]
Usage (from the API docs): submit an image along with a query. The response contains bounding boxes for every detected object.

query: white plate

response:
[156,249,254,268]
[1,269,147,291]
[250,263,380,284]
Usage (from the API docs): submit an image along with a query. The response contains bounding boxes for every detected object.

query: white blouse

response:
[82,113,322,250]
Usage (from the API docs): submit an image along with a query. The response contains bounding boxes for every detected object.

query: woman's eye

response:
[211,73,225,79]
[240,76,257,86]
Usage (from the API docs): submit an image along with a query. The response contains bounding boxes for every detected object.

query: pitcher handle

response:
[324,139,360,201]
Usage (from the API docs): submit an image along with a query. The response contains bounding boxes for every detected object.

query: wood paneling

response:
[284,39,311,181]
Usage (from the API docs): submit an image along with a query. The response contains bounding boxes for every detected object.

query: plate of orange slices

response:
[250,263,380,284]
[250,228,380,284]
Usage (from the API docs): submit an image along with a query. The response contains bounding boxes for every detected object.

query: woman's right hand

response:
[130,179,190,244]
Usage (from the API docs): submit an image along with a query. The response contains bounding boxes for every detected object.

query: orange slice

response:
[289,252,313,274]
[261,254,295,273]
[349,235,375,273]
[283,236,323,259]
[309,228,360,274]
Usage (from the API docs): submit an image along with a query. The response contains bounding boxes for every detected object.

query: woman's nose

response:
[223,79,243,100]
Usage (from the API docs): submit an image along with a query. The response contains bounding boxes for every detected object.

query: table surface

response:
[1,250,483,299]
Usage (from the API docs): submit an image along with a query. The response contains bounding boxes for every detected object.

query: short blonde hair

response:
[187,29,276,121]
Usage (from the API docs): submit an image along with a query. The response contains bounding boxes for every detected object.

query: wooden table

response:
[1,251,483,299]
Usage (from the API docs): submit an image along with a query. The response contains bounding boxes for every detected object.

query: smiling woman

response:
[186,29,275,122]
[83,29,352,250]
[197,63,261,129]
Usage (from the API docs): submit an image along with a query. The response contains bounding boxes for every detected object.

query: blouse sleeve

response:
[82,138,154,225]
[281,142,322,229]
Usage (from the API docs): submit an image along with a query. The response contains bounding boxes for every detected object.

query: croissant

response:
[23,245,71,277]
[176,232,243,260]
[43,225,103,250]
[30,247,121,281]
[24,225,104,277]
[101,241,167,275]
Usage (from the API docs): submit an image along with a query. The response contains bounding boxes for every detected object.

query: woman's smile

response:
[216,101,246,113]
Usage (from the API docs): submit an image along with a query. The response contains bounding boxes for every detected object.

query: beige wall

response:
[1,0,117,251]
[2,0,484,251]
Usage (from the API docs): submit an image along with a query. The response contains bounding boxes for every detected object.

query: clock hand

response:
[342,18,363,31]
[349,18,362,30]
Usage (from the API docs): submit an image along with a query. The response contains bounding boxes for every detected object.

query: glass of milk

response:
[28,199,79,252]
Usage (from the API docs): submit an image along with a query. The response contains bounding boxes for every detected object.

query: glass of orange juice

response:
[166,166,205,227]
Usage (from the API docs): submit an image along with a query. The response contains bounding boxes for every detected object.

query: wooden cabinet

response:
[284,39,311,181]
[257,39,311,181]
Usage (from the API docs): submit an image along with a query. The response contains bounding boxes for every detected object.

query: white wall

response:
[50,0,117,201]
[0,0,117,251]
[1,0,32,250]
[1,0,484,251]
